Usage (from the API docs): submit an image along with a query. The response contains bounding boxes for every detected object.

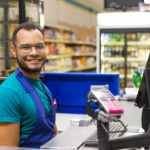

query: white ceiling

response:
[78,0,104,12]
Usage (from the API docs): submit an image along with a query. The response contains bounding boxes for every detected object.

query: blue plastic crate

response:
[44,72,119,114]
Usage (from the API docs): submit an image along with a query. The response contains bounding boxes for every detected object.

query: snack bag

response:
[133,71,142,88]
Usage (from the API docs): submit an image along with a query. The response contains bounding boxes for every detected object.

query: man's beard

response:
[16,52,46,73]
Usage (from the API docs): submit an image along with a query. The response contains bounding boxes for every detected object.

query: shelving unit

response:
[46,53,96,60]
[101,57,124,62]
[127,41,150,46]
[101,42,125,46]
[127,58,148,62]
[73,64,96,71]
[45,39,96,46]
[47,64,96,73]
[44,23,96,73]
[98,27,150,89]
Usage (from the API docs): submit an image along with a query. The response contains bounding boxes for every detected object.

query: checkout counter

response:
[0,73,145,149]
[40,101,143,150]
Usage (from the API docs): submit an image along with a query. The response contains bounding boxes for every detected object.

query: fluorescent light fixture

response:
[97,12,150,26]
[144,0,150,4]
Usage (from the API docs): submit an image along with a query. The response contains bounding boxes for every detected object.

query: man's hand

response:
[54,124,59,136]
[0,122,20,147]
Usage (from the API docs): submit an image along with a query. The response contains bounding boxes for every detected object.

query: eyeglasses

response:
[15,43,45,54]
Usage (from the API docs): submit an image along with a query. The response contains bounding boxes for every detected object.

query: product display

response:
[101,33,125,89]
[0,69,15,77]
[101,32,150,89]
[44,24,96,72]
[45,57,72,72]
[103,46,124,57]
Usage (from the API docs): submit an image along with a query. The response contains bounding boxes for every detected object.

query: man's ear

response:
[11,45,16,58]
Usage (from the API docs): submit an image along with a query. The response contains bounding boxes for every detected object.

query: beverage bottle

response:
[116,46,119,57]
[119,47,123,57]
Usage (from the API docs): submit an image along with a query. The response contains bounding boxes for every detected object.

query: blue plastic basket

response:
[44,72,119,114]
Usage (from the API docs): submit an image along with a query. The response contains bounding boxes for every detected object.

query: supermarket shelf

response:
[45,65,96,72]
[74,41,96,46]
[101,42,125,46]
[73,65,96,71]
[120,74,125,78]
[45,39,96,46]
[46,54,72,59]
[51,68,73,73]
[102,57,125,61]
[45,22,71,31]
[73,53,96,57]
[127,74,133,79]
[127,57,148,62]
[46,53,96,59]
[127,41,150,45]
[45,39,71,44]
[0,76,8,80]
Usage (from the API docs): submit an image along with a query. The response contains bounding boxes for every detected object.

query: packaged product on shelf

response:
[86,57,95,66]
[5,69,15,77]
[71,32,76,42]
[127,34,136,41]
[138,48,150,58]
[57,44,66,54]
[9,24,19,39]
[73,46,81,53]
[65,47,73,54]
[72,58,84,68]
[62,32,71,41]
[0,69,15,77]
[11,60,18,69]
[133,71,142,88]
[45,42,50,55]
[80,45,86,53]
[120,78,125,89]
[0,70,6,77]
[85,46,96,53]
[101,33,125,44]
[137,33,150,42]
[80,57,86,66]
[65,57,72,68]
[45,62,53,72]
[103,46,124,58]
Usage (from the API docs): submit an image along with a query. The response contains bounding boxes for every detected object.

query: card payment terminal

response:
[88,90,124,115]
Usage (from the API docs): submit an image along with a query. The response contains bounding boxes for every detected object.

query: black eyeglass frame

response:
[14,43,45,54]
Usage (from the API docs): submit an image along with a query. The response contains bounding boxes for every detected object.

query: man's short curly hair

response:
[13,22,43,45]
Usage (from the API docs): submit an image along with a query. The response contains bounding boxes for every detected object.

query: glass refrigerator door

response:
[126,33,149,88]
[0,1,19,72]
[101,33,125,89]
[25,0,40,26]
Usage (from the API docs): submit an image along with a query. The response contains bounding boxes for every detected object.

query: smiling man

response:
[0,22,59,148]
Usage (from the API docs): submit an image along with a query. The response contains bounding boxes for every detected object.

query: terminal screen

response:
[98,91,114,99]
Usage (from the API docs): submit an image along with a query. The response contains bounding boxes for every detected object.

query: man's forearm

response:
[54,124,59,136]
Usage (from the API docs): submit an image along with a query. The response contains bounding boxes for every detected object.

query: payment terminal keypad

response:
[102,100,123,113]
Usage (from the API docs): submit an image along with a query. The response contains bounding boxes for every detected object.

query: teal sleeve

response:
[0,88,22,123]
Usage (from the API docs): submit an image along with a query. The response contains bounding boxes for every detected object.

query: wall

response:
[43,0,98,29]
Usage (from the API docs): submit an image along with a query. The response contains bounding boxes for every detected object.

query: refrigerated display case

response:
[0,0,44,75]
[97,26,150,89]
